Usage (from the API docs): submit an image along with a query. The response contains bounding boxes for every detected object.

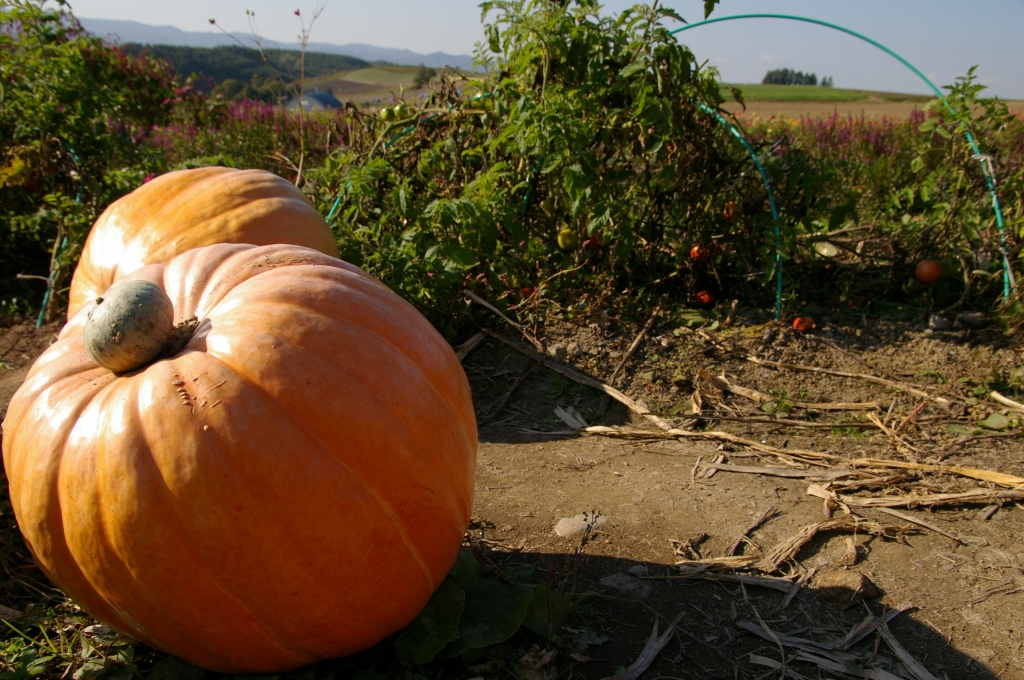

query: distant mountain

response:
[78,18,475,70]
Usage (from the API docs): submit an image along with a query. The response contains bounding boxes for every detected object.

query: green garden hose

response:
[697,103,783,319]
[673,14,1013,304]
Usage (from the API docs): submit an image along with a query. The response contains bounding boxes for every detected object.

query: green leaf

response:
[396,579,466,664]
[458,578,536,649]
[449,549,482,587]
[521,583,571,637]
[617,58,648,80]
[979,413,1010,431]
[948,424,979,436]
[703,0,720,19]
[503,564,536,584]
[147,657,204,680]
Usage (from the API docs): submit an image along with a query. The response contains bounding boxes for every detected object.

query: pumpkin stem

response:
[159,317,199,360]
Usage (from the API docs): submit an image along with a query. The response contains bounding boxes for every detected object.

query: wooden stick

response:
[462,290,544,352]
[454,331,485,362]
[602,611,684,680]
[578,425,840,465]
[991,390,1024,413]
[599,303,661,416]
[478,361,539,425]
[873,507,963,545]
[684,413,879,430]
[745,355,952,408]
[866,412,922,456]
[726,505,779,556]
[700,370,879,411]
[482,330,675,431]
[877,616,941,680]
[807,484,1024,508]
[850,458,1024,488]
[697,462,860,481]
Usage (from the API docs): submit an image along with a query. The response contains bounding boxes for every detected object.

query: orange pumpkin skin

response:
[67,167,340,319]
[4,244,476,672]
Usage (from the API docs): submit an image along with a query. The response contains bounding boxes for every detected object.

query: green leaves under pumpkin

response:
[396,550,571,665]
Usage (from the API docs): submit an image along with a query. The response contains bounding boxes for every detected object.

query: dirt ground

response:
[720,99,1024,120]
[2,307,1022,679]
[461,305,1024,680]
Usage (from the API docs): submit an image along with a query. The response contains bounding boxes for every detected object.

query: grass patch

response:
[343,67,419,85]
[721,83,934,103]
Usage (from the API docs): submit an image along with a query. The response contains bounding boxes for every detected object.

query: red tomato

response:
[582,235,602,251]
[521,287,534,298]
[690,244,709,261]
[915,260,942,284]
[695,290,715,307]
[792,316,814,334]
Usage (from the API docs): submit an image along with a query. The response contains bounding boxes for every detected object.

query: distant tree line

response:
[121,44,371,86]
[762,68,833,87]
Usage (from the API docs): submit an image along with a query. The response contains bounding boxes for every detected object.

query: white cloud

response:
[758,53,786,63]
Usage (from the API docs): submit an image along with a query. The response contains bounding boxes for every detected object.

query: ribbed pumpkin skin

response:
[67,167,340,319]
[4,244,476,672]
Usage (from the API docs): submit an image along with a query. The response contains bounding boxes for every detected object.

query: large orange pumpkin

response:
[67,167,340,319]
[4,244,477,672]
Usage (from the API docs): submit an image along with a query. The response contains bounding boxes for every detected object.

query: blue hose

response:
[672,14,1013,303]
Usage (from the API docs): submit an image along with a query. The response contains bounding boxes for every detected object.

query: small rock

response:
[554,511,608,538]
[626,564,649,577]
[548,344,567,360]
[928,314,952,331]
[608,350,622,358]
[958,311,987,328]
[659,337,672,348]
[761,327,778,345]
[566,341,582,358]
[598,572,651,600]
[810,570,878,609]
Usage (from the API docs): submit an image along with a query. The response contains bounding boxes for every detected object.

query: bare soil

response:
[1,309,1022,679]
[464,306,1024,679]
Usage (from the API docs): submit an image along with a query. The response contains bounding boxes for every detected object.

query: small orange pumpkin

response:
[67,167,339,319]
[4,244,476,672]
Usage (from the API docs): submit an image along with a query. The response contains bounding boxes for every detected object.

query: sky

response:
[65,0,1024,99]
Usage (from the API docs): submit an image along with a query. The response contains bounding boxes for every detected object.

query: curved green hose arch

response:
[696,103,783,319]
[672,14,1012,302]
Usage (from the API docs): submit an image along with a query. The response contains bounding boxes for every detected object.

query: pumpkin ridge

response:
[190,349,441,600]
[10,377,155,645]
[234,267,477,454]
[115,380,323,669]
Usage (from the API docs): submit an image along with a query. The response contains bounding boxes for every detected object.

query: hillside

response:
[122,44,372,85]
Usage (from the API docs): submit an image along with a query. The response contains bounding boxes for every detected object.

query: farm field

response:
[1,305,1022,679]
[4,1,1024,678]
[719,83,933,103]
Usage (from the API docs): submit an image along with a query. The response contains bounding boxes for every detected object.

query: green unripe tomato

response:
[394,103,410,118]
[557,228,579,251]
[380,107,396,122]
